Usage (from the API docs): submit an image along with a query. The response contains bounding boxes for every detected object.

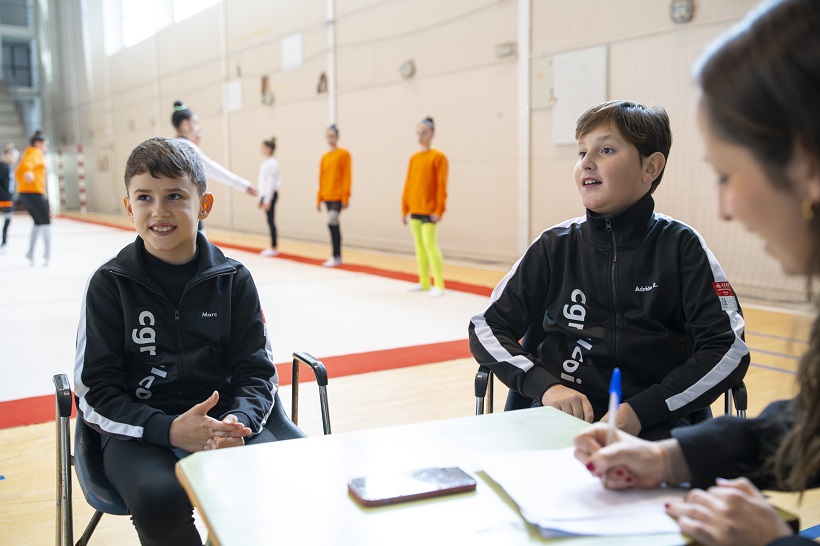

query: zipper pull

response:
[605,217,613,232]
[174,309,180,323]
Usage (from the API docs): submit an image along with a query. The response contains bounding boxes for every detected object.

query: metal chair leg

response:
[76,511,104,546]
[55,375,73,546]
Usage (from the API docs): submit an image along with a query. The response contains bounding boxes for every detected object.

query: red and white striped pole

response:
[76,144,87,214]
[57,147,66,212]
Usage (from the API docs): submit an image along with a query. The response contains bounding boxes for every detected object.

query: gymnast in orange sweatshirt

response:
[15,130,51,265]
[401,117,448,297]
[317,124,351,267]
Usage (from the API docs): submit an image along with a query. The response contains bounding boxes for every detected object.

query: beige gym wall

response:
[42,0,802,300]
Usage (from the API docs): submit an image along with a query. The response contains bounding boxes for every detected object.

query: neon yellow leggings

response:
[409,218,444,290]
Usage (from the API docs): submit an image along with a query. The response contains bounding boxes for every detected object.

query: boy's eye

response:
[136,195,151,201]
[577,151,587,159]
[601,147,614,154]
[168,193,182,200]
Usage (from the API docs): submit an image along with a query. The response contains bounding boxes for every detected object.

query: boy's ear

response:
[642,152,666,185]
[123,195,134,221]
[198,193,214,219]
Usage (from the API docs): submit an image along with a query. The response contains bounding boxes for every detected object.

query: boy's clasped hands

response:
[541,384,642,435]
[169,390,252,452]
[572,424,793,546]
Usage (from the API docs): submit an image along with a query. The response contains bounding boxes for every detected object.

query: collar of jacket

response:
[584,192,655,248]
[109,231,236,285]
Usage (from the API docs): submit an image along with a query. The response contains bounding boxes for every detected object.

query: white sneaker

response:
[428,287,444,298]
[408,284,428,292]
[322,257,342,267]
[260,248,280,257]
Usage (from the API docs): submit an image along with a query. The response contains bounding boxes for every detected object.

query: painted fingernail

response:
[664,503,670,509]
[586,463,595,472]
[625,475,634,483]
[615,468,625,477]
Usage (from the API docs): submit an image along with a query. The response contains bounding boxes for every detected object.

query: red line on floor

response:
[277,339,471,385]
[0,394,77,429]
[0,339,473,430]
[58,215,494,297]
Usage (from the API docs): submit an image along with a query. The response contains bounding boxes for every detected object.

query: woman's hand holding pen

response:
[573,423,688,489]
[667,477,792,546]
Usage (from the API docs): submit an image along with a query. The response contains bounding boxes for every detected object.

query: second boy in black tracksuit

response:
[469,101,750,440]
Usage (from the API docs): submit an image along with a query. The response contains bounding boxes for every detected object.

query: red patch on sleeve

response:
[712,282,735,297]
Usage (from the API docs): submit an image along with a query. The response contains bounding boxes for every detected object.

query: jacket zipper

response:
[111,269,234,398]
[175,272,233,391]
[605,218,622,367]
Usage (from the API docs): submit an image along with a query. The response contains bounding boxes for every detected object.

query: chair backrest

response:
[73,417,129,515]
[264,391,306,441]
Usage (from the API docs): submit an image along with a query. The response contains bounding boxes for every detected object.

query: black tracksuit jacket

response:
[469,194,750,431]
[74,233,277,447]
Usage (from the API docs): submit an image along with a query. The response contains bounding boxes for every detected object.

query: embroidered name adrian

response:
[635,283,658,292]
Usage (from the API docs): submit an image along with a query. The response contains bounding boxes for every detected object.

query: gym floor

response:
[0,213,816,544]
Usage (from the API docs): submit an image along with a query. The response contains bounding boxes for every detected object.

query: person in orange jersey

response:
[15,130,51,265]
[317,124,351,267]
[401,117,448,298]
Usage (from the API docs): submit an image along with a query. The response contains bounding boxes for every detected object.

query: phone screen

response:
[348,466,477,507]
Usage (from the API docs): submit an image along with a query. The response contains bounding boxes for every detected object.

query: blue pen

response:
[606,368,621,445]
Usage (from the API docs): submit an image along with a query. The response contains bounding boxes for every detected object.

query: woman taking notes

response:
[574,1,820,545]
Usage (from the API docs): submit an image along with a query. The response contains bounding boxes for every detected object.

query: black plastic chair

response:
[55,351,331,546]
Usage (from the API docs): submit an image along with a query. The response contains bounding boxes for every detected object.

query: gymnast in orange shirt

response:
[401,117,448,297]
[15,130,51,266]
[317,124,351,267]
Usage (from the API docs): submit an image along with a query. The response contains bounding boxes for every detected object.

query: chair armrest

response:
[474,366,494,415]
[53,374,73,418]
[291,352,332,435]
[292,351,329,387]
[475,366,490,398]
[732,381,748,413]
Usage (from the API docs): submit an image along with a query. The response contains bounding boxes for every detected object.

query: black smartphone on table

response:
[348,466,477,507]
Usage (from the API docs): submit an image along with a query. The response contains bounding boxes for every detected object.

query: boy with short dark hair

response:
[469,100,750,440]
[75,137,277,545]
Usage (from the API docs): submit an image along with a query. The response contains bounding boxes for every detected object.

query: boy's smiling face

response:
[124,173,213,264]
[574,122,662,216]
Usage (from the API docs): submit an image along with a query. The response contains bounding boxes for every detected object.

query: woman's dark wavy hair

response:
[695,0,820,492]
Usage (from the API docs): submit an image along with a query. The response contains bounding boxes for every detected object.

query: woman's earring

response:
[802,197,815,221]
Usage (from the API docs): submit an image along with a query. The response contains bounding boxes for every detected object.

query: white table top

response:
[177,407,686,545]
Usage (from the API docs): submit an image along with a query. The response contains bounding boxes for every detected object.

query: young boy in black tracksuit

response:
[469,101,750,440]
[74,137,278,546]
